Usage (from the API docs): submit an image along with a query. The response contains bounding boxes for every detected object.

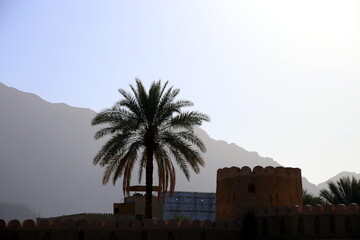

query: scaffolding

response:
[163,192,216,221]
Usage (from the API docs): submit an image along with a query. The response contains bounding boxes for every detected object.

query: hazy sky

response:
[1,1,359,184]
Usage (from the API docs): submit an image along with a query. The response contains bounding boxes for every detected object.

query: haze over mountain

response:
[0,201,37,222]
[0,82,352,220]
[317,171,360,193]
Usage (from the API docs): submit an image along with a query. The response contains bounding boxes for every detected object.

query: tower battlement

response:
[217,166,301,181]
[255,203,360,216]
[216,166,303,222]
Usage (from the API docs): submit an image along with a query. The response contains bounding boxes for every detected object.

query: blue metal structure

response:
[163,192,216,221]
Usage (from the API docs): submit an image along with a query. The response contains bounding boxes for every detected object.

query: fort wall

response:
[1,204,360,240]
[0,218,240,240]
[3,165,360,239]
[255,204,360,239]
[216,166,302,221]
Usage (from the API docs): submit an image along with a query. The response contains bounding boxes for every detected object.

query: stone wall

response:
[2,205,360,240]
[0,219,241,240]
[255,204,360,239]
[42,213,135,222]
[216,166,302,221]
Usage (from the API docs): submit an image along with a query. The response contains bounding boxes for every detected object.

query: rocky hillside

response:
[0,82,338,219]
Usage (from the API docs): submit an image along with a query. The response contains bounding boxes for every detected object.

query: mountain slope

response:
[317,171,360,192]
[0,82,118,217]
[0,82,316,219]
[0,202,38,222]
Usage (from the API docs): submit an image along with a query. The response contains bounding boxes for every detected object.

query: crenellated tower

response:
[216,166,303,221]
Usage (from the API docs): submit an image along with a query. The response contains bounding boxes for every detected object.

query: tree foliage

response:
[92,79,209,219]
[302,190,325,205]
[320,176,360,204]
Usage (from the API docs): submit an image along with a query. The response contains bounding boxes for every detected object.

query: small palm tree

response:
[302,190,324,205]
[92,79,209,219]
[320,176,360,204]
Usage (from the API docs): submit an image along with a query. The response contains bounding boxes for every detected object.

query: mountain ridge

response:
[0,81,356,220]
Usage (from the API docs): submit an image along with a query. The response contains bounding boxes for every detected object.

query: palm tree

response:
[92,79,210,219]
[302,190,324,205]
[320,176,360,204]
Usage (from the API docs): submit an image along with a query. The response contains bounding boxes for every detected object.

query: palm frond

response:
[92,78,209,219]
[320,176,360,204]
[167,111,210,130]
[302,190,325,205]
[92,133,135,165]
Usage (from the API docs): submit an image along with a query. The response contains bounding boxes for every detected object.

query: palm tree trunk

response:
[145,146,154,219]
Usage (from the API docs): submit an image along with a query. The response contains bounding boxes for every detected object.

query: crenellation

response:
[324,204,335,213]
[0,213,359,240]
[0,219,6,229]
[216,166,303,221]
[226,166,240,179]
[216,165,360,239]
[21,219,35,229]
[302,205,313,214]
[255,205,360,239]
[254,204,360,217]
[0,219,243,240]
[312,204,324,213]
[264,166,276,174]
[290,205,301,215]
[253,165,265,174]
[217,166,302,183]
[335,204,347,214]
[239,166,251,175]
[7,219,20,229]
[275,166,287,176]
[1,166,358,240]
[348,203,360,213]
[0,219,201,231]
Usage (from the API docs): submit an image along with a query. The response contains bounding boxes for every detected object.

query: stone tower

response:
[216,166,302,222]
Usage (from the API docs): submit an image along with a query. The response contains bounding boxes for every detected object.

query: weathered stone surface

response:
[216,166,302,221]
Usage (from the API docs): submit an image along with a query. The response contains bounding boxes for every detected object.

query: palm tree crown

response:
[92,79,210,219]
[302,190,325,205]
[320,176,360,204]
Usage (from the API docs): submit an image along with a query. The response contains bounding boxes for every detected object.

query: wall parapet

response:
[0,219,242,240]
[255,203,360,239]
[255,203,360,216]
[0,219,240,231]
[217,166,301,181]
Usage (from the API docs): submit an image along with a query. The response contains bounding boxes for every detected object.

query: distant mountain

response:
[0,82,333,220]
[317,171,360,192]
[299,172,360,197]
[0,82,118,218]
[0,201,38,222]
[301,177,320,196]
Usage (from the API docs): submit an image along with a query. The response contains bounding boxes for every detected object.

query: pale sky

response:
[1,1,359,184]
